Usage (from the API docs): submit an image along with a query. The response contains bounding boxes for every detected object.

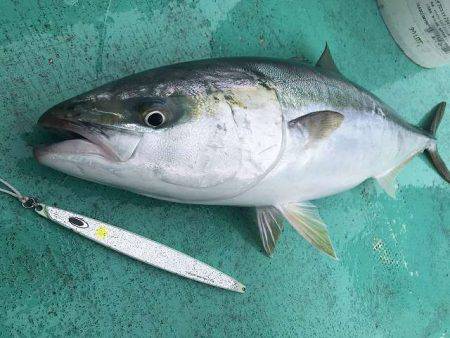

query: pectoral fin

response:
[289,111,344,141]
[277,202,338,259]
[256,207,284,256]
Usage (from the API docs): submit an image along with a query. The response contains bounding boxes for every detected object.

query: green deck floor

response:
[0,0,449,336]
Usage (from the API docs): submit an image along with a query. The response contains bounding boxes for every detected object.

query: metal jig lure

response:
[0,177,245,293]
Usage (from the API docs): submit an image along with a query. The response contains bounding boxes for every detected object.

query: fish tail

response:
[423,102,449,183]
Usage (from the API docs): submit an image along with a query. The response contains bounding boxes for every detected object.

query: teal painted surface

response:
[0,0,449,336]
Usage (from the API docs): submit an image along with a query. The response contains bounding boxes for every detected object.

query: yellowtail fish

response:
[34,45,449,258]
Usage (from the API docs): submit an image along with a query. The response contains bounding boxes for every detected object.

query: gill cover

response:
[135,84,284,201]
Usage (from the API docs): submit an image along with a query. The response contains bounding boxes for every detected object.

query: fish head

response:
[35,66,284,202]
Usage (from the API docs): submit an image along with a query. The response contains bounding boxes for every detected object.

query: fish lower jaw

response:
[34,139,113,162]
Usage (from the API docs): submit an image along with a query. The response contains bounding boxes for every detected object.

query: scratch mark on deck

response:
[95,0,113,79]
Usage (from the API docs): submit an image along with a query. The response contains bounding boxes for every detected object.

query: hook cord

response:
[0,177,28,203]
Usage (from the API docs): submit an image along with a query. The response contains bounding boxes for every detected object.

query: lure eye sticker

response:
[69,217,89,228]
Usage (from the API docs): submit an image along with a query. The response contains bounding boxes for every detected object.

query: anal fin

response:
[375,155,415,198]
[256,207,284,256]
[376,171,398,198]
[277,202,337,259]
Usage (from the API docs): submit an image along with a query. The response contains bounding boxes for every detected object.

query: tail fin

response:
[424,102,450,183]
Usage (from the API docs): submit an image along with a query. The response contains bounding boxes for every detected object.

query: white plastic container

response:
[378,0,450,68]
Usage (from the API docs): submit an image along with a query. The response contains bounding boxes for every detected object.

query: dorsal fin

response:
[316,43,340,74]
[289,110,344,141]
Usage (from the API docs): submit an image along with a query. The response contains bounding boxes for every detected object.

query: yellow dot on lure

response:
[95,225,109,239]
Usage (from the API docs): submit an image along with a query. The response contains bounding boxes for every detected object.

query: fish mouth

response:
[35,114,121,162]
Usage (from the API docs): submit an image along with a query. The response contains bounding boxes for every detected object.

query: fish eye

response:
[144,110,166,127]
